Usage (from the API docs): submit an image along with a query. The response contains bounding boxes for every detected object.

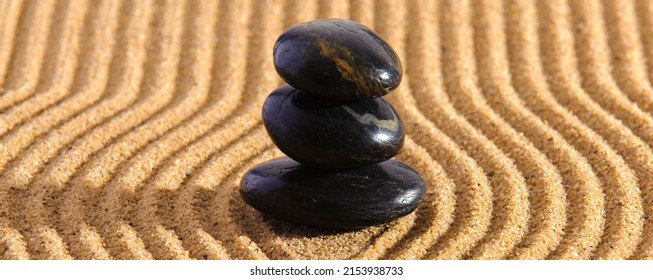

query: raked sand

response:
[1,0,653,259]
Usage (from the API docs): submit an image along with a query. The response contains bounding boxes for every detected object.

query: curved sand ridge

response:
[0,0,652,259]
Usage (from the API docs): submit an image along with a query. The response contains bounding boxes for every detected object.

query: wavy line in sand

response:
[440,0,566,259]
[132,0,255,260]
[472,0,604,260]
[0,0,87,137]
[90,0,222,259]
[48,0,183,260]
[0,0,55,111]
[570,0,653,259]
[0,0,119,172]
[633,0,653,260]
[601,0,653,114]
[0,0,25,89]
[636,0,653,86]
[505,0,607,259]
[8,0,153,260]
[0,0,117,260]
[538,0,645,259]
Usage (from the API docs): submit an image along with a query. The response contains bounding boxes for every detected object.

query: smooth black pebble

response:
[239,157,425,229]
[273,19,402,101]
[263,85,404,169]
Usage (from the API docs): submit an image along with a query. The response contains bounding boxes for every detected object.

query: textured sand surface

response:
[1,0,653,259]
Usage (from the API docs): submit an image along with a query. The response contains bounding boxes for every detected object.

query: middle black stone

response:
[262,85,404,169]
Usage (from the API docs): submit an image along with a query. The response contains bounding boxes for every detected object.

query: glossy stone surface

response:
[239,157,425,229]
[273,19,402,101]
[262,85,404,169]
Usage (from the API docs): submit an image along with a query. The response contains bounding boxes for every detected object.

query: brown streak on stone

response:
[316,38,373,97]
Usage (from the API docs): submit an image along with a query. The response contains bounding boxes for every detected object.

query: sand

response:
[0,0,652,260]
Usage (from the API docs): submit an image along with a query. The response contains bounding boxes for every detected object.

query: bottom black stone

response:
[239,157,425,229]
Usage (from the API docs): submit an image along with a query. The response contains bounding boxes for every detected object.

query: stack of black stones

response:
[239,19,425,230]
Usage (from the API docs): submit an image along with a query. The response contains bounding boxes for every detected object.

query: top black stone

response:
[273,19,403,101]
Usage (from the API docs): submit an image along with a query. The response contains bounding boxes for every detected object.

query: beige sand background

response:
[1,0,653,260]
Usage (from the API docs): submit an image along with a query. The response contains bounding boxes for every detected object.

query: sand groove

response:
[0,0,55,111]
[471,0,574,259]
[637,0,653,85]
[506,0,607,259]
[1,0,652,259]
[440,0,562,259]
[0,0,87,138]
[0,0,24,89]
[93,0,219,259]
[537,0,644,259]
[601,0,653,114]
[570,0,653,259]
[0,0,119,173]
